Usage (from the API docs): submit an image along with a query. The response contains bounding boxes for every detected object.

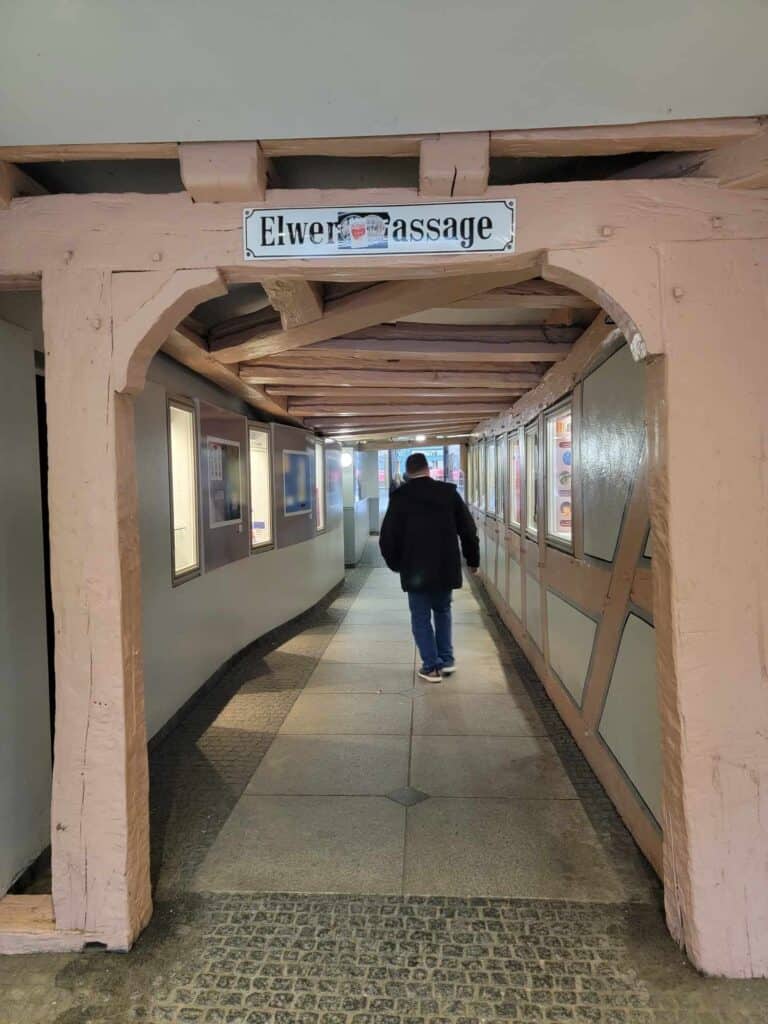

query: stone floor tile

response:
[246,733,410,795]
[279,692,413,735]
[412,692,546,737]
[193,795,405,894]
[305,662,415,693]
[403,798,626,900]
[410,735,577,799]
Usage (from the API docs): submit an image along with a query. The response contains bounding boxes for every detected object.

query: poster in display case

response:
[283,449,313,516]
[546,407,573,544]
[206,436,242,528]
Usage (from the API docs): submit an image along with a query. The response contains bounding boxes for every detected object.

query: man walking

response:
[379,451,480,682]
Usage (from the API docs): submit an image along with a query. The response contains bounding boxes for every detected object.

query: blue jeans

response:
[407,590,454,671]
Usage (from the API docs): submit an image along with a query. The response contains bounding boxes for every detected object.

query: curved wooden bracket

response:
[112,267,227,394]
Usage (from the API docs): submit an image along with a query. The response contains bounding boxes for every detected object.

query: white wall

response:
[135,361,345,739]
[2,2,766,145]
[0,316,51,894]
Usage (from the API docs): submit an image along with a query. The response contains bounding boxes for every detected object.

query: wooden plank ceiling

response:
[179,275,599,442]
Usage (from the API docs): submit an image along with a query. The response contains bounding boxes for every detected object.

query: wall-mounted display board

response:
[207,437,242,528]
[248,425,273,549]
[325,445,344,528]
[546,406,573,547]
[283,449,313,516]
[199,401,249,572]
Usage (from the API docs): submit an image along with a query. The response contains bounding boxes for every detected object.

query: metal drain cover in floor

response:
[386,785,430,807]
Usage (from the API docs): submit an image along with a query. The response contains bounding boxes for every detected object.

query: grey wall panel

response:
[136,373,344,739]
[3,3,767,145]
[582,345,646,562]
[343,500,370,566]
[507,555,523,619]
[525,573,543,651]
[0,318,51,894]
[546,591,597,706]
[486,535,498,588]
[495,537,506,595]
[599,614,662,822]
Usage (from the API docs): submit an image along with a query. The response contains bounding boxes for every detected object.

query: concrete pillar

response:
[43,269,152,949]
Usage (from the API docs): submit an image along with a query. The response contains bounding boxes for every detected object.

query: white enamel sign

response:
[243,200,515,260]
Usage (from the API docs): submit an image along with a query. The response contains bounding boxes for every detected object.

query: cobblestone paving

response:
[3,545,768,1023]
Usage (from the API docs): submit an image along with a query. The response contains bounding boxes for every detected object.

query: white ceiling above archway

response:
[1,0,766,146]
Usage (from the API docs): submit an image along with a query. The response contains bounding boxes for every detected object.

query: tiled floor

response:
[4,540,768,1023]
[193,565,631,903]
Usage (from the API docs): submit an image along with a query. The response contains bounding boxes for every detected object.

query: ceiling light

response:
[340,451,354,468]
[415,434,427,442]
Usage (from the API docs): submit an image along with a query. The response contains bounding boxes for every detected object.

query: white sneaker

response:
[417,668,443,683]
[441,662,456,676]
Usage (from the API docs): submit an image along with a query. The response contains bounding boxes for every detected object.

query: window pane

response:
[508,434,522,527]
[249,426,272,547]
[169,403,199,577]
[315,441,326,531]
[486,439,496,514]
[478,443,486,510]
[546,407,573,544]
[525,426,538,536]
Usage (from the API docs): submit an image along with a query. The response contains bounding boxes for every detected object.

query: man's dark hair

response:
[405,452,429,474]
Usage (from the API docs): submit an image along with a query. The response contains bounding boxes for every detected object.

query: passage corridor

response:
[3,542,767,1023]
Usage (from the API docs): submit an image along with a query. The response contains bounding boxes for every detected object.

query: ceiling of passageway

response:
[2,1,767,145]
[184,276,600,445]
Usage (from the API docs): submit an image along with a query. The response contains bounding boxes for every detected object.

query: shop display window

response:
[315,440,326,532]
[168,400,200,580]
[546,405,573,546]
[248,425,273,548]
[508,432,522,528]
[486,438,497,515]
[525,424,539,537]
[496,434,507,522]
[478,443,486,511]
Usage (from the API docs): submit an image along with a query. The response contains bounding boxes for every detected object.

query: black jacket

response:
[379,477,480,592]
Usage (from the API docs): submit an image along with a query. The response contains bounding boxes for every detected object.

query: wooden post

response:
[43,269,151,949]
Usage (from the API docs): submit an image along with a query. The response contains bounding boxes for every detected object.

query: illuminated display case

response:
[248,424,273,548]
[168,399,200,580]
[546,405,573,546]
[496,434,507,522]
[486,438,497,515]
[525,424,538,537]
[508,432,522,528]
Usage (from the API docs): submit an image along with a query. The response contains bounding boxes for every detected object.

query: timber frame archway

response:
[0,177,767,978]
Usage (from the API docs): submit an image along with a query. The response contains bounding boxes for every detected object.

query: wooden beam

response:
[420,132,490,196]
[338,322,581,343]
[210,267,540,362]
[448,290,596,310]
[242,366,540,388]
[265,386,526,399]
[693,127,768,189]
[161,326,300,424]
[489,117,764,157]
[179,141,267,203]
[288,402,509,417]
[307,338,573,363]
[0,162,47,209]
[261,279,323,328]
[1,117,759,166]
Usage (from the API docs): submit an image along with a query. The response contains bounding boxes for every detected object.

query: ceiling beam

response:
[161,326,300,424]
[692,127,768,189]
[447,290,596,311]
[179,141,268,203]
[306,338,573,363]
[1,117,760,165]
[419,132,489,196]
[209,267,539,362]
[261,279,323,328]
[337,322,580,343]
[265,386,526,399]
[489,117,764,157]
[288,402,509,417]
[243,366,540,388]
